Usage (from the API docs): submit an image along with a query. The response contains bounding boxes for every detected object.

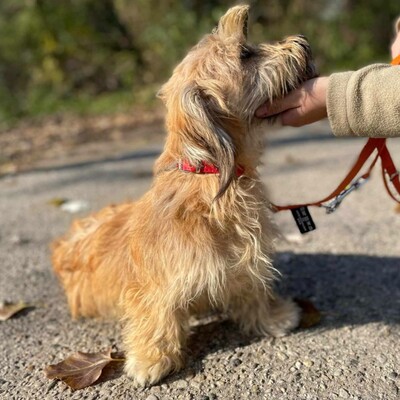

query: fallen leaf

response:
[45,348,125,390]
[0,162,17,175]
[0,301,32,321]
[295,298,322,329]
[48,198,68,207]
[395,204,400,214]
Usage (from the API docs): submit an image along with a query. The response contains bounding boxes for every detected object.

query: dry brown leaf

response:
[45,348,125,390]
[395,204,400,214]
[295,298,322,329]
[48,198,68,207]
[0,162,17,175]
[0,301,32,321]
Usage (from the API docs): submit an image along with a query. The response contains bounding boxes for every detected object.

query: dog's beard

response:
[241,39,317,121]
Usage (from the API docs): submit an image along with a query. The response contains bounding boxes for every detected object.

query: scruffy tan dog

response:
[52,5,316,387]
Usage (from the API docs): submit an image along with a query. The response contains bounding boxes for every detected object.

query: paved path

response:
[1,122,400,399]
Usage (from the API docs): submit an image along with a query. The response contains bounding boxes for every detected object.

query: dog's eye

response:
[240,46,254,60]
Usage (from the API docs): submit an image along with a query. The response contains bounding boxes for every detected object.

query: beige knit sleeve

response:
[326,64,400,137]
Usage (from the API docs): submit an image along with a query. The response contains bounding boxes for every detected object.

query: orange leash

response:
[271,138,387,213]
[271,57,400,232]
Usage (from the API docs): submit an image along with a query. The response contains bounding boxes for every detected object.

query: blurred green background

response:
[0,0,398,128]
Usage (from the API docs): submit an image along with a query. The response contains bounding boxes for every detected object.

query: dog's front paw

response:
[124,354,180,387]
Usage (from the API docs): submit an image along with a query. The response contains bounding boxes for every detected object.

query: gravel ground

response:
[1,121,399,400]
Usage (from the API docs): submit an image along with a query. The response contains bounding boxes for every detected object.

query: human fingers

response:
[255,88,304,118]
[279,102,327,127]
[391,32,400,58]
[279,77,328,127]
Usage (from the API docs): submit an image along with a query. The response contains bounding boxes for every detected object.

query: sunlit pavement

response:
[1,121,399,399]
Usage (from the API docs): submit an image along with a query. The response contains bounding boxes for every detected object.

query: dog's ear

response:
[179,85,237,200]
[216,5,249,41]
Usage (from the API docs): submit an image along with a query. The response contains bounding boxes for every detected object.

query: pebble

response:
[276,352,288,361]
[145,395,159,400]
[175,379,188,389]
[190,380,202,389]
[319,383,327,390]
[388,371,398,380]
[376,354,388,364]
[338,388,350,398]
[231,358,242,367]
[333,368,343,377]
[193,374,206,382]
[303,359,314,368]
[295,361,302,369]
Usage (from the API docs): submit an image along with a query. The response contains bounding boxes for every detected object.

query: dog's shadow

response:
[91,252,400,386]
[164,251,400,384]
[275,252,400,327]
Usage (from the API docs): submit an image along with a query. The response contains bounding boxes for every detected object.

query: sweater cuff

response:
[327,71,354,137]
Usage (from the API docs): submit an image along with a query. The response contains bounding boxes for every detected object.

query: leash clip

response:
[322,176,369,214]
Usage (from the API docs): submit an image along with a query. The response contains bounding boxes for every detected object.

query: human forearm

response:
[327,64,400,137]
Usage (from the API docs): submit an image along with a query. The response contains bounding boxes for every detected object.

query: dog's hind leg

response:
[229,285,300,338]
[52,203,133,319]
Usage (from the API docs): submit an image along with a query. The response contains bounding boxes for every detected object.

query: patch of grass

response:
[30,86,159,117]
[0,85,161,130]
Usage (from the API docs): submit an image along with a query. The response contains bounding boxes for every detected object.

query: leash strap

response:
[272,56,400,217]
[380,144,400,203]
[271,138,387,212]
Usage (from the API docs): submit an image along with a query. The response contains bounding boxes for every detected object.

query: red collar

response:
[177,160,245,177]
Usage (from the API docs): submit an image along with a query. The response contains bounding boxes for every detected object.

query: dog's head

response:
[158,5,316,198]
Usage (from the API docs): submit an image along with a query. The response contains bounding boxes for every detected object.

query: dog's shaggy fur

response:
[52,5,316,386]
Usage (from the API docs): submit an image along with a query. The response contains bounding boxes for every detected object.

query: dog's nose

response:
[282,35,309,45]
[293,35,309,47]
[293,35,311,53]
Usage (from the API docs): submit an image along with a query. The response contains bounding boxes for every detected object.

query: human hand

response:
[391,21,400,58]
[255,77,329,127]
